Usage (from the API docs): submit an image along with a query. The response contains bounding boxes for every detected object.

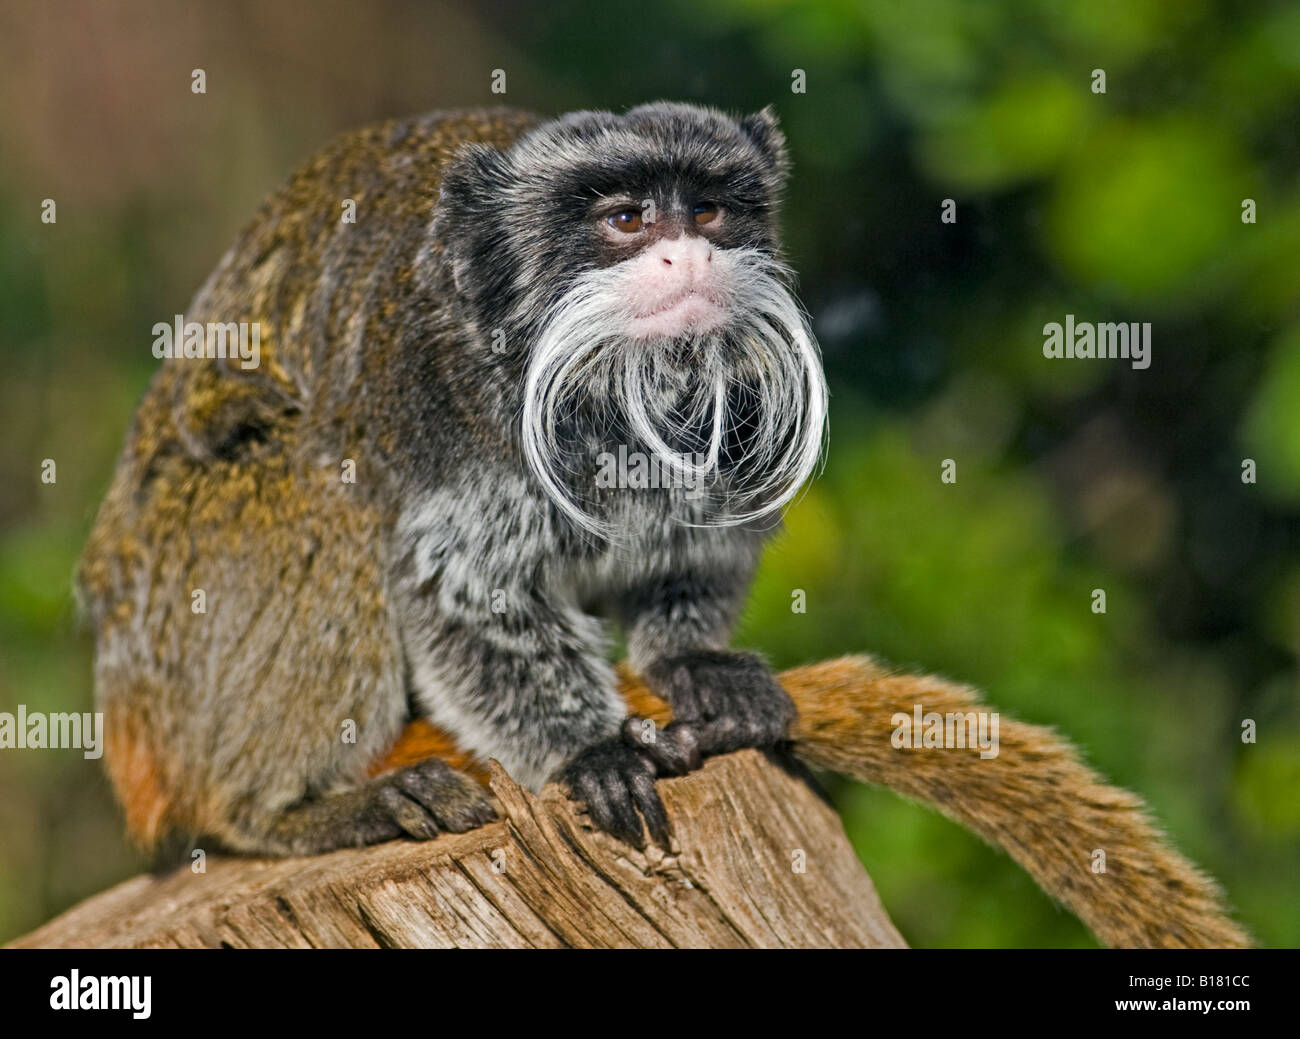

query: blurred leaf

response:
[1046,117,1248,302]
[1241,324,1300,504]
[920,75,1091,190]
[1236,739,1300,835]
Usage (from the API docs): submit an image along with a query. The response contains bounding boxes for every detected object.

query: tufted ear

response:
[432,142,515,298]
[739,105,791,187]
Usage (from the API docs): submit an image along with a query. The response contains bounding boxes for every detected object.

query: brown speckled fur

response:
[78,106,1249,943]
[79,110,541,853]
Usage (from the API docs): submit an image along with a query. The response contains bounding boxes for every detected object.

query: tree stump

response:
[9,750,906,948]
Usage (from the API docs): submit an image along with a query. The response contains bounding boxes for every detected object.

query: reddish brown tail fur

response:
[374,654,1251,949]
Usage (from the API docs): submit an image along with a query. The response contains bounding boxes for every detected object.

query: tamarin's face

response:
[436,102,827,535]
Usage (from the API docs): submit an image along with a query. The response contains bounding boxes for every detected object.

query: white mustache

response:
[521,246,828,538]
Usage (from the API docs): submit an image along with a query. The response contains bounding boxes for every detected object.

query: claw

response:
[376,785,441,840]
[559,738,670,848]
[380,759,496,837]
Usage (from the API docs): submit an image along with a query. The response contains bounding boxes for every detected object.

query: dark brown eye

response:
[693,202,719,226]
[607,209,644,233]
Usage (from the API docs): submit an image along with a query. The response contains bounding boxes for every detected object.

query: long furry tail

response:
[380,654,1250,947]
[619,654,1251,948]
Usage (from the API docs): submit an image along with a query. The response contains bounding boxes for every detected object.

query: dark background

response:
[1,0,1297,946]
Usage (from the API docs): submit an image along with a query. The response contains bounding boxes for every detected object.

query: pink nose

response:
[644,235,713,281]
[623,234,728,337]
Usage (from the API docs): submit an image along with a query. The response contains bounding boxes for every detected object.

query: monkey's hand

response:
[370,758,500,840]
[556,738,673,848]
[643,649,796,760]
[269,758,498,854]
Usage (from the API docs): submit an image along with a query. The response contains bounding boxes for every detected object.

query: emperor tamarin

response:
[80,102,826,854]
[76,105,1256,951]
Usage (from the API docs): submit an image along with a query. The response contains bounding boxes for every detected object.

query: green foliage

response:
[1243,324,1300,504]
[1,0,1296,947]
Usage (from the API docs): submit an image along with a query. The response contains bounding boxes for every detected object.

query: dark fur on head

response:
[431,102,825,537]
[433,101,792,342]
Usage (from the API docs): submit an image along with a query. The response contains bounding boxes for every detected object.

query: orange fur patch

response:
[103,702,172,849]
[368,718,491,785]
[369,667,674,784]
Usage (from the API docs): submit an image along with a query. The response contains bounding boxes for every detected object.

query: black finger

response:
[599,764,646,847]
[396,761,497,831]
[621,717,701,776]
[375,785,439,840]
[626,767,672,847]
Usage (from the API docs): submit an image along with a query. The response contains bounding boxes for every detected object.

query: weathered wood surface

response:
[11,750,906,948]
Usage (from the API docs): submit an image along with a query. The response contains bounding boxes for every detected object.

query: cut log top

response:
[11,750,905,949]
